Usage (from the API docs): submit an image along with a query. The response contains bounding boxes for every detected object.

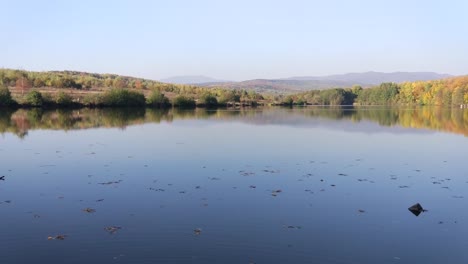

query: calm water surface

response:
[0,107,467,264]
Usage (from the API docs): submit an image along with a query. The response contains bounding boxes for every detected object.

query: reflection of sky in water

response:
[0,110,467,264]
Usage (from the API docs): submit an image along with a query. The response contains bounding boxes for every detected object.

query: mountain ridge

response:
[160,75,229,84]
[193,71,453,92]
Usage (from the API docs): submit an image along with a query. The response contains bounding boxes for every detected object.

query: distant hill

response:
[160,75,228,84]
[200,79,355,93]
[284,71,452,85]
[196,72,453,93]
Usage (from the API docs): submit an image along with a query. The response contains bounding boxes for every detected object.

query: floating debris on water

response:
[82,208,96,213]
[48,235,67,240]
[194,228,202,235]
[271,189,282,196]
[284,225,302,229]
[104,226,122,234]
[358,209,366,213]
[98,180,122,185]
[149,188,165,192]
[262,169,279,174]
[239,171,255,176]
[0,176,5,180]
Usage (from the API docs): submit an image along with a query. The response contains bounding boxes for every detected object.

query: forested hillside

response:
[0,69,466,107]
[0,69,263,107]
[288,76,468,106]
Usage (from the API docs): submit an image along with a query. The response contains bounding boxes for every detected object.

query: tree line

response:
[0,69,264,108]
[283,76,468,106]
[1,68,467,107]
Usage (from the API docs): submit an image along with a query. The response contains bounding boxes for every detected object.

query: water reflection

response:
[0,106,467,264]
[0,106,467,138]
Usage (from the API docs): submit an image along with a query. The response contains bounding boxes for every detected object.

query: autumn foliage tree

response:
[16,76,32,95]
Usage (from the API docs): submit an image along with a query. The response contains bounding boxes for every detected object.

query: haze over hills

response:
[283,71,453,84]
[168,71,453,93]
[160,75,229,84]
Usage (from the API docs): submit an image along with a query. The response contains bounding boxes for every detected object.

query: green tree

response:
[283,96,294,106]
[199,93,218,108]
[113,77,127,89]
[55,91,73,106]
[172,95,196,108]
[26,90,44,107]
[0,85,14,106]
[101,89,146,107]
[147,89,169,107]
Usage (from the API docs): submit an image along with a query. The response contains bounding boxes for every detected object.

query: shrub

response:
[82,94,102,106]
[41,93,54,106]
[198,93,218,108]
[172,95,196,108]
[26,90,43,107]
[282,96,294,106]
[101,89,145,107]
[0,86,14,106]
[55,91,73,106]
[147,89,170,107]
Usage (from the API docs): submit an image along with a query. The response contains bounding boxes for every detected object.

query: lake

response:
[0,106,467,264]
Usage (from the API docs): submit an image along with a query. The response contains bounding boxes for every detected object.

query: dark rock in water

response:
[408,203,427,216]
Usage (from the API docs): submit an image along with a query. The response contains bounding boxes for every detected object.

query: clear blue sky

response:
[1,0,467,81]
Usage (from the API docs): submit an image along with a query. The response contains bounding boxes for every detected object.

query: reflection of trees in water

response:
[298,106,467,136]
[0,106,466,138]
